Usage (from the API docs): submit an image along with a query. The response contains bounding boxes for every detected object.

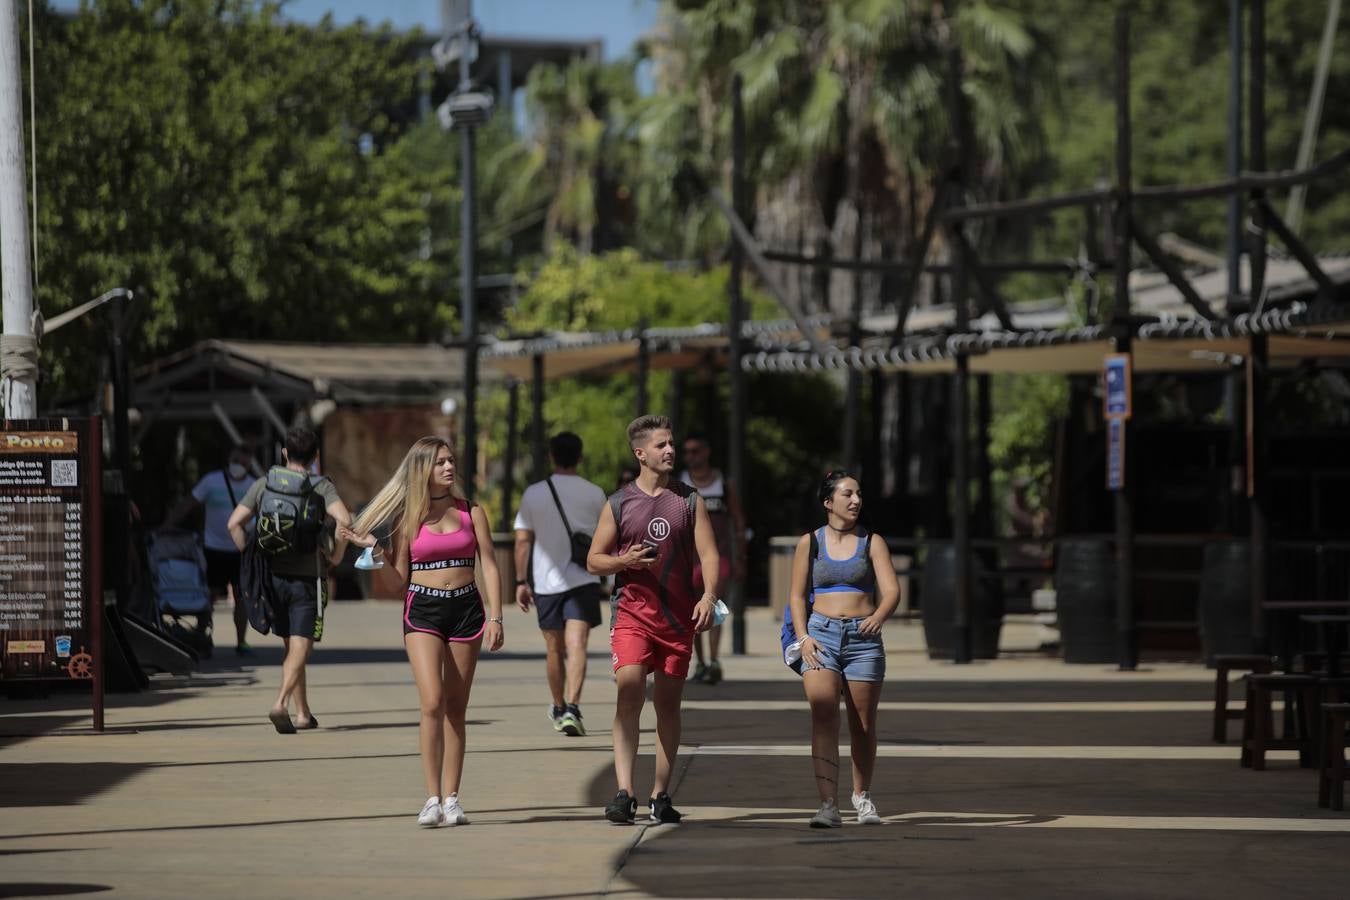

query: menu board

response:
[0,419,101,683]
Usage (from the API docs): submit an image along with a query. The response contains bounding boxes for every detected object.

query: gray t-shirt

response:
[240,472,342,578]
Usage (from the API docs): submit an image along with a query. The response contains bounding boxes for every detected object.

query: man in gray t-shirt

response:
[228,426,351,735]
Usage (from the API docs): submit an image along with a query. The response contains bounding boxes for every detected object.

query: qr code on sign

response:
[51,460,78,487]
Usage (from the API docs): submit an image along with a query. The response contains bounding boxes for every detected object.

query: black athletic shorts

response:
[403,583,485,642]
[270,574,329,642]
[204,548,242,595]
[534,583,604,631]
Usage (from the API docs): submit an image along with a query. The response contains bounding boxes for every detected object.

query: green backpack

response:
[255,467,327,556]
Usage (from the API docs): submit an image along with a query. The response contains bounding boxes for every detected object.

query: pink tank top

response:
[409,501,477,571]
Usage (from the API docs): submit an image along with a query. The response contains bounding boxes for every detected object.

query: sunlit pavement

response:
[3,601,1348,899]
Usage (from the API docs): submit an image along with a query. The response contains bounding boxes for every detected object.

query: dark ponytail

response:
[818,469,858,506]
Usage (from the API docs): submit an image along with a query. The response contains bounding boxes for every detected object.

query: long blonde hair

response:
[353,436,462,544]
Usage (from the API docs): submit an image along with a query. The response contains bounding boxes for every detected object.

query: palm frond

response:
[795,65,845,157]
[733,27,806,115]
[955,2,1034,60]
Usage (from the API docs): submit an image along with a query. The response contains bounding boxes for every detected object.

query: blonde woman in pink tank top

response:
[342,437,503,828]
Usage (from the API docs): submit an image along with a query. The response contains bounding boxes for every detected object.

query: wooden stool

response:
[1317,702,1350,811]
[1240,673,1318,770]
[1213,654,1275,743]
[1297,651,1350,674]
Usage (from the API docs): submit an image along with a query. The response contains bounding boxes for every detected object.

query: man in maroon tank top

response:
[587,414,721,825]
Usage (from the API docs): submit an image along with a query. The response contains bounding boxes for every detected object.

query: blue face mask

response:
[228,463,248,480]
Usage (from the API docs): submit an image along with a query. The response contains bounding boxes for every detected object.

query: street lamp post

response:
[436,1,493,500]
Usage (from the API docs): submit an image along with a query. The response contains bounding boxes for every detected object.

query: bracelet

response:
[514,579,528,586]
[488,616,503,624]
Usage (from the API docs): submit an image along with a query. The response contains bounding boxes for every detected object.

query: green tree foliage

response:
[30,0,457,399]
[632,0,1055,269]
[484,247,782,499]
[483,59,644,255]
[1006,0,1350,261]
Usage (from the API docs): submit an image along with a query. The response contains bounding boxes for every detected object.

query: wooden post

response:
[1113,8,1138,671]
[1249,0,1267,305]
[976,374,994,538]
[636,325,650,417]
[87,416,105,732]
[947,44,974,664]
[499,381,519,532]
[728,74,749,654]
[531,354,545,481]
[1226,0,1245,313]
[1248,334,1269,651]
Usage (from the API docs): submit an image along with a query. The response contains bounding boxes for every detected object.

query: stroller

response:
[147,529,214,658]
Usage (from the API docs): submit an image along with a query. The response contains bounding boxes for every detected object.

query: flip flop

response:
[295,715,319,730]
[268,709,296,734]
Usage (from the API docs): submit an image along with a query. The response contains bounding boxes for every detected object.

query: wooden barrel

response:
[1056,538,1116,664]
[1198,540,1252,665]
[920,542,1002,660]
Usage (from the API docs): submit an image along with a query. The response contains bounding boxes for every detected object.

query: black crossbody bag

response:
[545,477,593,568]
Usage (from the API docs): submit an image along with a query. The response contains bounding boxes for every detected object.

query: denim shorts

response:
[804,612,886,682]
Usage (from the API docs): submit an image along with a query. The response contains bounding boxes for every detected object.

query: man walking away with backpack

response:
[227,426,353,734]
[513,432,607,736]
[164,445,258,655]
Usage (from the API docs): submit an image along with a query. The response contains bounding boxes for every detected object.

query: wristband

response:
[488,616,503,624]
[514,579,528,587]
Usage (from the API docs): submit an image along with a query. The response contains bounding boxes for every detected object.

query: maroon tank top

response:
[611,480,698,635]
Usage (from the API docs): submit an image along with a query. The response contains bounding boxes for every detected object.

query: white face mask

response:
[227,463,248,480]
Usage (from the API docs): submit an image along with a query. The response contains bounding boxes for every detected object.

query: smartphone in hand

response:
[641,539,660,559]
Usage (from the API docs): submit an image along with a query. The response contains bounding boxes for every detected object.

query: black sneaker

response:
[560,704,585,736]
[605,790,637,825]
[649,792,683,824]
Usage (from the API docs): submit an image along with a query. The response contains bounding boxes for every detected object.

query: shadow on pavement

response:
[0,763,144,808]
[590,674,1347,900]
[0,883,113,897]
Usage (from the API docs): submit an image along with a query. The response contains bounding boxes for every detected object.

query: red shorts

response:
[611,620,694,679]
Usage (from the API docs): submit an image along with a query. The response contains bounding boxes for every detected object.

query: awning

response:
[481,317,832,380]
[132,340,505,434]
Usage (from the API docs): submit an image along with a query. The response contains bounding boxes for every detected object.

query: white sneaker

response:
[809,798,842,828]
[852,791,882,824]
[417,797,443,828]
[441,793,468,826]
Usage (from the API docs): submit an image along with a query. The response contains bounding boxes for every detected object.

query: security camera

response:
[437,92,494,131]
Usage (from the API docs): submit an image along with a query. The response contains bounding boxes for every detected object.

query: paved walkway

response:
[2,602,1348,899]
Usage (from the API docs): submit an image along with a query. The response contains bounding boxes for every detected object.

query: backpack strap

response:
[546,477,576,540]
[807,528,820,602]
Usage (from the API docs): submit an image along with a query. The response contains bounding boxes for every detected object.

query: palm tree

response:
[632,0,1053,318]
[483,59,642,255]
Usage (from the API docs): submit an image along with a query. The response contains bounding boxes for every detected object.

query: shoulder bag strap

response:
[807,529,820,601]
[223,470,238,507]
[545,477,576,539]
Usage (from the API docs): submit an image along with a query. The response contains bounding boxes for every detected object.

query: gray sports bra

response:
[811,527,875,597]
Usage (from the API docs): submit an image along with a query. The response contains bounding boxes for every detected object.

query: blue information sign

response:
[1104,353,1132,419]
[1107,417,1125,490]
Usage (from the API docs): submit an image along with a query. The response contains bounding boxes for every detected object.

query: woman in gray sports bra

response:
[787,469,902,829]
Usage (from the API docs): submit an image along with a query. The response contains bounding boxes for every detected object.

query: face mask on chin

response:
[228,463,248,480]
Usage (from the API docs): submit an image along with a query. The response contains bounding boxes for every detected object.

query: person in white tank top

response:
[678,433,746,684]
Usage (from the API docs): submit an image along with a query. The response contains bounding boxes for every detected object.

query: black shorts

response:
[204,549,242,595]
[270,574,329,642]
[535,583,603,631]
[404,583,485,642]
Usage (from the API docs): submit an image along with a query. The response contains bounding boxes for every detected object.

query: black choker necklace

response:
[430,492,451,501]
